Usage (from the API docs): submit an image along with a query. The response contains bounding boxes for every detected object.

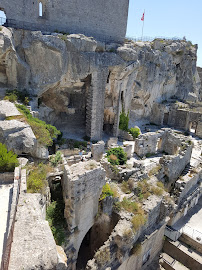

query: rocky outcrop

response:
[0,27,201,140]
[0,100,48,159]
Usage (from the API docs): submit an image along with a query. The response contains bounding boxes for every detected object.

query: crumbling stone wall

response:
[0,0,129,43]
[62,161,106,268]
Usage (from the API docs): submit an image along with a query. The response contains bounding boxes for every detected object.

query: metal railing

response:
[125,35,191,43]
[180,225,202,243]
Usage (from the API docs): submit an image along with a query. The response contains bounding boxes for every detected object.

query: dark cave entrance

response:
[40,74,92,139]
[0,9,6,26]
[76,212,119,270]
[163,113,169,125]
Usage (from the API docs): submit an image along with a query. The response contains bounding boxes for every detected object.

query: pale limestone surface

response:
[0,100,21,120]
[0,183,13,265]
[8,193,59,270]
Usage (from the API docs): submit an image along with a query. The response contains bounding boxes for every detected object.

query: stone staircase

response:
[180,163,193,176]
[160,238,202,270]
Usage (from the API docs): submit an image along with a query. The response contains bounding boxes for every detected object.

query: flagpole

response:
[141,10,145,41]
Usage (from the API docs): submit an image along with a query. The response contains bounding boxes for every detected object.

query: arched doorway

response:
[0,9,6,25]
[76,213,120,269]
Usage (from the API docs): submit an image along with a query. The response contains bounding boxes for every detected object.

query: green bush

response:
[46,200,66,245]
[129,127,140,139]
[16,104,60,146]
[27,163,48,193]
[0,143,19,172]
[50,151,62,167]
[119,111,129,131]
[4,89,30,105]
[100,183,114,201]
[107,147,127,165]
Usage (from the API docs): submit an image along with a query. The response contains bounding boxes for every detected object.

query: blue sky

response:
[127,0,202,67]
[0,1,201,66]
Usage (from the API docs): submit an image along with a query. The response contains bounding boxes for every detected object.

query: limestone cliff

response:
[0,27,201,139]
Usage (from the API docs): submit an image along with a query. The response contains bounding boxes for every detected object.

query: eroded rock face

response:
[0,28,201,139]
[0,101,48,159]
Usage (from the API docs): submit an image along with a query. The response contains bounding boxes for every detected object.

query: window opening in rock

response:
[163,112,169,125]
[189,121,197,133]
[142,248,151,265]
[39,2,43,17]
[0,9,6,25]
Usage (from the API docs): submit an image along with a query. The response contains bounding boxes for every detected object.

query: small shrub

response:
[129,127,141,139]
[131,214,147,232]
[119,111,129,131]
[100,183,114,201]
[16,104,60,146]
[4,89,30,105]
[107,147,127,165]
[146,152,155,158]
[0,143,19,172]
[73,140,87,149]
[50,151,62,167]
[0,27,2,31]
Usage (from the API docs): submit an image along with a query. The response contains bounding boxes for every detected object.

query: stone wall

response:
[1,168,20,270]
[62,160,106,268]
[1,0,129,43]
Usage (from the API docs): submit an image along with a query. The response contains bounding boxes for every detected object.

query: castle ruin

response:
[0,0,129,43]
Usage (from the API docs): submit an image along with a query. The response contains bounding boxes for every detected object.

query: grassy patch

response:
[148,165,161,177]
[16,104,60,146]
[131,214,147,232]
[0,143,19,172]
[27,163,52,193]
[46,200,66,245]
[120,197,144,215]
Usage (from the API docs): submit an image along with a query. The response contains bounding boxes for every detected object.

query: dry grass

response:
[123,228,133,241]
[84,161,97,170]
[131,214,147,232]
[148,165,161,177]
[121,181,132,194]
[95,247,110,266]
[151,186,163,196]
[131,242,142,255]
[110,183,119,198]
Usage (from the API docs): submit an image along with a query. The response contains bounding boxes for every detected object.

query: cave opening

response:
[76,212,120,270]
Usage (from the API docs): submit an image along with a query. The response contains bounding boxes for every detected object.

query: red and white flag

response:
[141,12,145,21]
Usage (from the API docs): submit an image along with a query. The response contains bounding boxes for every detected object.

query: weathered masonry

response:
[0,0,129,43]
